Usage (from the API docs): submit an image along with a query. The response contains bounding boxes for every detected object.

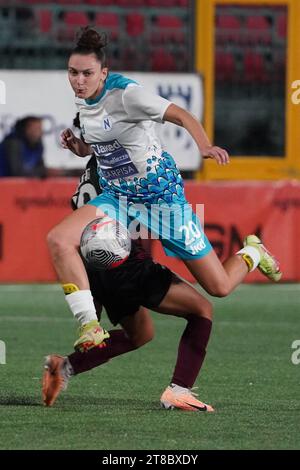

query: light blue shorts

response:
[88,192,212,260]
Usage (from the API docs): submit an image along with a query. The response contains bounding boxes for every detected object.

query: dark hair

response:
[71,26,108,67]
[15,116,42,136]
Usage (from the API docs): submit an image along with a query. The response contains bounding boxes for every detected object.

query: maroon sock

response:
[68,330,137,375]
[171,316,212,389]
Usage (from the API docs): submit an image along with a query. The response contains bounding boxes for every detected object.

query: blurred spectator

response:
[0,116,47,177]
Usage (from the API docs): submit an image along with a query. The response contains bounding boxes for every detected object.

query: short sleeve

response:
[122,85,171,123]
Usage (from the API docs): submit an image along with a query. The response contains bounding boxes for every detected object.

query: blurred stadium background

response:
[0,0,299,283]
[0,0,300,451]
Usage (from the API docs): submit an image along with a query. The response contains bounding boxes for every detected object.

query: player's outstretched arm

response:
[163,103,230,166]
[60,128,92,157]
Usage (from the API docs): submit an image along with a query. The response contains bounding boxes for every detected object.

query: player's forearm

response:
[163,104,212,154]
[76,140,92,157]
[181,113,212,155]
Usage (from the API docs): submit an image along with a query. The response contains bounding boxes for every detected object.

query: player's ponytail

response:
[71,26,108,67]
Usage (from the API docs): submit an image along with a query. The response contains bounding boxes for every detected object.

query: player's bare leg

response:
[184,250,248,298]
[120,308,154,348]
[47,204,102,288]
[184,234,281,298]
[47,204,109,351]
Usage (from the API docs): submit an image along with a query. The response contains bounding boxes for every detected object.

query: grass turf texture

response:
[0,283,299,450]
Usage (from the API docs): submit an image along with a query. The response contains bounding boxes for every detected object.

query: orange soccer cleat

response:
[42,355,72,407]
[160,384,214,412]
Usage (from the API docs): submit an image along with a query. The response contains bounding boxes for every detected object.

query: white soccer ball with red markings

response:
[80,216,131,270]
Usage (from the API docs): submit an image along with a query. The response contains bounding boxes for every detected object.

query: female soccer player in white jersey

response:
[43,154,215,411]
[47,27,281,353]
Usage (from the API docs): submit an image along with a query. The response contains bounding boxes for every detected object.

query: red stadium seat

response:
[151,48,176,71]
[243,51,269,83]
[157,15,183,28]
[277,14,287,39]
[116,0,145,6]
[126,13,145,37]
[86,0,115,4]
[245,15,272,45]
[38,10,52,33]
[57,11,89,42]
[21,0,52,3]
[153,15,185,44]
[94,13,119,41]
[215,51,235,81]
[54,0,82,3]
[216,14,241,44]
[64,12,89,27]
[148,0,180,5]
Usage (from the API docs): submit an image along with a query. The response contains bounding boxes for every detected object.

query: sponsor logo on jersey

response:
[92,140,122,156]
[91,140,138,181]
[102,115,113,131]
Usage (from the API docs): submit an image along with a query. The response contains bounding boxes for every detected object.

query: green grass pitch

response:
[0,283,299,450]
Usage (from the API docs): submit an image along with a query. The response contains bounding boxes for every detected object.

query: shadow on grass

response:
[57,395,159,409]
[0,393,160,411]
[0,395,41,406]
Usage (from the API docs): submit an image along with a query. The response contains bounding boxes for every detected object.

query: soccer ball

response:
[80,216,131,270]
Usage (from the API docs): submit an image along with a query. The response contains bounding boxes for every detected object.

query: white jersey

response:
[75,73,184,204]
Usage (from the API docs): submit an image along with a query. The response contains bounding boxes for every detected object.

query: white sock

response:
[170,383,189,392]
[63,357,74,377]
[237,246,261,272]
[65,290,98,325]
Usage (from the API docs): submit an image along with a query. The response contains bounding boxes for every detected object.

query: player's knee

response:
[208,281,231,298]
[47,227,70,257]
[131,329,154,348]
[199,300,213,320]
[190,298,213,320]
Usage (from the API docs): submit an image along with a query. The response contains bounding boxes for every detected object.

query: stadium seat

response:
[277,13,287,39]
[20,0,52,3]
[126,13,145,37]
[147,0,180,5]
[153,15,185,44]
[57,11,89,42]
[243,51,269,83]
[245,15,272,45]
[94,13,119,41]
[54,0,82,4]
[116,0,145,6]
[215,51,235,81]
[38,10,52,34]
[63,11,90,27]
[86,0,115,4]
[216,14,241,44]
[151,48,176,71]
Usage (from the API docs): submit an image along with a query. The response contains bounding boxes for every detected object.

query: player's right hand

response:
[60,128,78,150]
[60,128,90,157]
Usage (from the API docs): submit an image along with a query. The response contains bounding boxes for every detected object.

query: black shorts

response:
[87,258,180,326]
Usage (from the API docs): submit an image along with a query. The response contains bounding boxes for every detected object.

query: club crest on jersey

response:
[102,116,113,132]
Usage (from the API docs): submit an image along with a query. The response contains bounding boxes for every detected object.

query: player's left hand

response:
[201,145,230,165]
